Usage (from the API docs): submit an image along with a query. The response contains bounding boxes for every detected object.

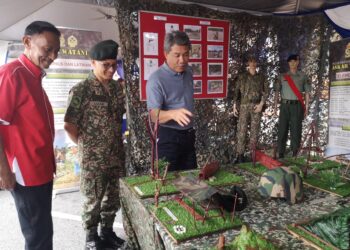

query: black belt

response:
[160,126,194,134]
[282,99,299,104]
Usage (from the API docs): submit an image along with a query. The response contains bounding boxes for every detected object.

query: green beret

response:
[89,40,119,60]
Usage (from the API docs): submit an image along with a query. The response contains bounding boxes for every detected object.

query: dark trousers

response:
[277,102,304,155]
[11,181,53,250]
[157,126,197,171]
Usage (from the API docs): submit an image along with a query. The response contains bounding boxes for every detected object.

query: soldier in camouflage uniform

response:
[233,56,269,163]
[64,40,126,250]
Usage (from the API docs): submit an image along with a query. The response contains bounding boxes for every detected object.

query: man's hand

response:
[304,108,309,118]
[233,104,239,117]
[170,108,193,127]
[253,103,264,113]
[0,166,15,190]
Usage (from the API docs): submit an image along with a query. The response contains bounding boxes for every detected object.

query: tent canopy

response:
[1,0,350,41]
[0,0,119,41]
[167,0,350,37]
[166,0,350,15]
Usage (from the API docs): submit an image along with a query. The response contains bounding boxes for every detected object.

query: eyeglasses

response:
[97,61,117,70]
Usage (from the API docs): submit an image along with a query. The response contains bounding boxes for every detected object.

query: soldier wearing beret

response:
[274,54,310,158]
[64,40,126,250]
[233,55,268,163]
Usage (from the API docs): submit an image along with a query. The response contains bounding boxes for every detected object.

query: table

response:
[120,168,350,250]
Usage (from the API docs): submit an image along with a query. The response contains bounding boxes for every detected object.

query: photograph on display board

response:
[184,25,201,41]
[143,32,158,55]
[208,63,223,76]
[144,58,158,80]
[208,80,224,93]
[189,62,202,76]
[207,27,224,42]
[190,44,202,59]
[165,23,179,33]
[207,45,223,59]
[194,80,202,94]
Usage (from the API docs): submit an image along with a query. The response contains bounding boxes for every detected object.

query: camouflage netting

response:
[113,0,338,175]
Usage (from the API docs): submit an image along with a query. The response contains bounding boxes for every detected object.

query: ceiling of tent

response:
[165,0,350,15]
[1,0,350,41]
[0,0,118,41]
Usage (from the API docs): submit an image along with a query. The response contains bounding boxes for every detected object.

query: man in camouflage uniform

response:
[233,56,269,163]
[64,40,126,250]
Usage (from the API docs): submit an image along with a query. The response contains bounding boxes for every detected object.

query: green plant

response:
[317,169,345,190]
[228,225,279,250]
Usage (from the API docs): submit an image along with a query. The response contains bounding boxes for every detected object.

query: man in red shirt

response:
[0,21,60,250]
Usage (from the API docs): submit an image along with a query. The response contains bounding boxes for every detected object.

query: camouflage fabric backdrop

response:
[113,0,336,175]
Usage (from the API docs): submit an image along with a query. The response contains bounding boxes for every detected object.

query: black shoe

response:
[278,153,284,159]
[85,234,102,250]
[100,228,125,249]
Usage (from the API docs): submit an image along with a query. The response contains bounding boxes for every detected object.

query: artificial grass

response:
[287,225,335,250]
[125,175,152,186]
[234,160,350,197]
[235,162,268,175]
[152,198,242,242]
[133,180,178,198]
[125,169,245,198]
[304,175,350,197]
[182,169,245,186]
[282,157,345,170]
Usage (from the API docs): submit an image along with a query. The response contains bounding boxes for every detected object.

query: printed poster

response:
[326,38,350,158]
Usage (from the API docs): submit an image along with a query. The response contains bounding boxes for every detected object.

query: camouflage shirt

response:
[233,72,268,105]
[64,71,126,171]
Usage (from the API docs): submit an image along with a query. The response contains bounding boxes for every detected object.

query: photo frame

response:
[208,80,224,94]
[189,62,202,76]
[207,27,224,42]
[194,80,202,94]
[207,45,224,59]
[184,25,201,41]
[143,32,158,55]
[144,58,158,80]
[165,23,179,34]
[190,44,202,59]
[208,63,223,76]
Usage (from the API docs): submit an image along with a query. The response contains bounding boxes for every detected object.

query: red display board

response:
[139,10,230,101]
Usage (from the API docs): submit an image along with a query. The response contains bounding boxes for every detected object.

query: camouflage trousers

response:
[236,103,262,155]
[81,166,120,233]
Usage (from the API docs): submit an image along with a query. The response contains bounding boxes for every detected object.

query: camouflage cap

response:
[257,167,303,204]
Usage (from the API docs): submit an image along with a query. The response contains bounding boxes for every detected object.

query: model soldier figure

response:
[233,55,268,163]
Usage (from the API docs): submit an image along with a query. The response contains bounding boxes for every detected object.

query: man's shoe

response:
[85,235,102,250]
[278,153,284,159]
[100,228,125,249]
